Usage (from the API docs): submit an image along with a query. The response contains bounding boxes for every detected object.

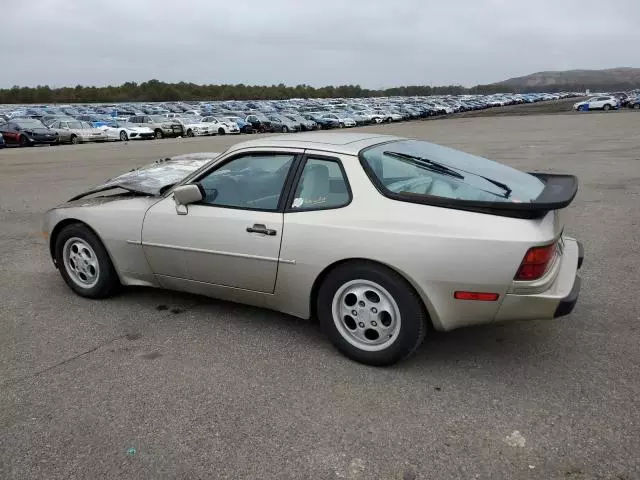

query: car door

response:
[50,121,63,141]
[1,123,18,144]
[141,149,303,293]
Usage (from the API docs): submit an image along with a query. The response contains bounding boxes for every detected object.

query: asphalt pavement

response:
[1,112,639,479]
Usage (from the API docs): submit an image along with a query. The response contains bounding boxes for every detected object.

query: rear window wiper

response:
[383,151,512,198]
[383,151,464,180]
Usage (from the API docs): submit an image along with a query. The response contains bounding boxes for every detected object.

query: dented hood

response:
[69,152,220,200]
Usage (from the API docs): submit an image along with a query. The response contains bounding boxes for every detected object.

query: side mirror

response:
[173,184,203,215]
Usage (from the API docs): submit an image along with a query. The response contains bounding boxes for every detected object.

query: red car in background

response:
[0,118,59,147]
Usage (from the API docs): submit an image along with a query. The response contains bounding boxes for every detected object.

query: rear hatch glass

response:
[360,140,577,218]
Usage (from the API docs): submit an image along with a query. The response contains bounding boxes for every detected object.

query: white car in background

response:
[176,117,213,137]
[360,111,384,124]
[100,121,155,141]
[201,116,240,135]
[432,103,454,114]
[573,96,618,111]
[373,110,403,122]
[323,113,356,128]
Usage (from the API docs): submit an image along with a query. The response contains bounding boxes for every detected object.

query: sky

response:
[2,0,638,89]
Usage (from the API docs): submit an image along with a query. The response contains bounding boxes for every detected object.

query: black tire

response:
[603,104,611,111]
[70,134,79,145]
[282,125,288,133]
[218,128,225,135]
[54,223,120,299]
[19,135,28,147]
[154,129,164,139]
[119,130,128,141]
[317,261,427,366]
[386,117,392,123]
[186,129,194,137]
[339,122,345,128]
[634,104,639,110]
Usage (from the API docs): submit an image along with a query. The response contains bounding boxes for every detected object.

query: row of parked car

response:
[0,92,582,148]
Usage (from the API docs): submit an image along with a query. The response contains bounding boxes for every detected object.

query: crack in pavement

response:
[1,335,127,388]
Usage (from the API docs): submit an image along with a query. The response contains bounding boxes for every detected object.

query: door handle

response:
[246,224,277,236]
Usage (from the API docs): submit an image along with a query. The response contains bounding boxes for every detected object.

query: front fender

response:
[45,196,161,287]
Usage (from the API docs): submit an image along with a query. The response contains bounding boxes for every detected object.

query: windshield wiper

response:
[383,151,464,180]
[383,151,512,198]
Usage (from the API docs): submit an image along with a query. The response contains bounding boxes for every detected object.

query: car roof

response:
[226,132,402,155]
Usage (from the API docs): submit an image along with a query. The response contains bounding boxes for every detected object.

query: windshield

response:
[360,140,545,203]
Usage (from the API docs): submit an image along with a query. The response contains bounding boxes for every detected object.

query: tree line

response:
[0,79,636,104]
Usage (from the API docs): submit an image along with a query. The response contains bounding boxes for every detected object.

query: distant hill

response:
[493,68,640,92]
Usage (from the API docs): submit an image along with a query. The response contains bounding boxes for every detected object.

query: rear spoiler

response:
[397,173,578,219]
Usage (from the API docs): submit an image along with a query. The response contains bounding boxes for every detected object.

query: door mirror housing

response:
[173,184,203,215]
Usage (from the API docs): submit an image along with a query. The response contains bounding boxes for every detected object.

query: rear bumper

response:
[494,238,583,322]
[554,240,584,318]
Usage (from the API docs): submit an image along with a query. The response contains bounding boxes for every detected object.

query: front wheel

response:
[19,135,28,147]
[154,129,164,139]
[54,223,120,298]
[603,104,611,111]
[282,125,288,133]
[218,128,226,135]
[317,262,427,366]
[186,129,195,137]
[70,135,79,145]
[119,130,128,141]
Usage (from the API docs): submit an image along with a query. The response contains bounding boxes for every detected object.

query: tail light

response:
[515,242,557,281]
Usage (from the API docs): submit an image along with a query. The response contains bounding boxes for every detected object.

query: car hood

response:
[68,152,220,200]
[70,128,105,135]
[25,128,55,135]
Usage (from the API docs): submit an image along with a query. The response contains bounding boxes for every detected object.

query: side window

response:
[291,158,350,211]
[197,153,295,210]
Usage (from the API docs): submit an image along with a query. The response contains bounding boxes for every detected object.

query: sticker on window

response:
[292,198,304,208]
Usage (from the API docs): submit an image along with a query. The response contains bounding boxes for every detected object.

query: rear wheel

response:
[317,261,427,366]
[119,130,128,141]
[154,129,164,139]
[282,125,288,133]
[19,135,28,147]
[54,223,120,298]
[218,127,225,135]
[70,134,79,145]
[339,122,345,128]
[186,129,194,137]
[603,104,611,111]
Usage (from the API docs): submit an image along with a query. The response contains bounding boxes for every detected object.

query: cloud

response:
[1,0,638,88]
